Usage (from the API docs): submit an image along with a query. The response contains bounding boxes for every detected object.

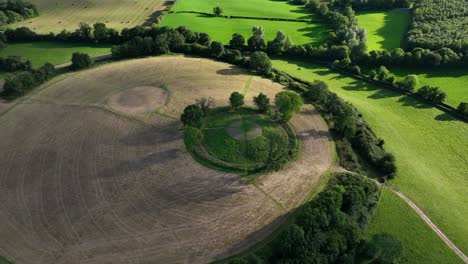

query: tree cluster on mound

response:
[224,173,402,264]
[407,0,468,54]
[0,0,38,26]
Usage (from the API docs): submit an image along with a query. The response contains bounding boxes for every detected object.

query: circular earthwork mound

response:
[108,86,168,114]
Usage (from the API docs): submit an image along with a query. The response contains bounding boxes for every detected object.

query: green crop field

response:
[171,0,314,19]
[272,59,468,256]
[389,67,468,108]
[356,9,410,51]
[0,41,111,67]
[160,13,329,45]
[365,188,462,264]
[11,0,168,34]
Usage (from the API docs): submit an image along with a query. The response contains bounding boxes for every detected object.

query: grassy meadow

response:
[0,41,111,67]
[171,0,314,20]
[356,9,410,51]
[272,59,468,256]
[160,13,329,45]
[389,67,468,107]
[365,188,462,264]
[11,0,167,33]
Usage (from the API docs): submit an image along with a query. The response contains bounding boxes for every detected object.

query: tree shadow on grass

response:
[397,95,433,109]
[217,66,246,76]
[434,113,458,122]
[375,9,409,50]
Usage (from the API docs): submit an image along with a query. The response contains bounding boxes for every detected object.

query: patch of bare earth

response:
[0,56,332,264]
[108,86,168,114]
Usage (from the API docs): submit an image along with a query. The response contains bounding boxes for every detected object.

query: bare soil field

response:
[0,56,332,264]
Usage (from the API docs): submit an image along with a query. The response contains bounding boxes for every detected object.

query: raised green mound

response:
[191,108,298,174]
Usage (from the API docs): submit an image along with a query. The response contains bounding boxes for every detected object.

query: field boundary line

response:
[172,11,312,23]
[385,185,468,263]
[242,76,253,96]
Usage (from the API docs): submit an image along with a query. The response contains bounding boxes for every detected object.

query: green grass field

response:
[0,41,111,67]
[272,59,468,257]
[11,0,167,33]
[171,0,314,20]
[356,9,410,51]
[365,188,462,264]
[160,13,329,45]
[389,67,468,108]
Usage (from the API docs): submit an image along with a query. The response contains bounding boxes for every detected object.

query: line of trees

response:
[330,0,410,10]
[0,0,38,26]
[225,173,402,264]
[1,62,55,98]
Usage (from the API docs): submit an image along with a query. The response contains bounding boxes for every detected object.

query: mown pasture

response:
[11,0,168,33]
[356,9,410,51]
[272,59,468,256]
[389,67,468,108]
[365,188,462,264]
[171,0,314,19]
[160,13,329,45]
[0,41,111,67]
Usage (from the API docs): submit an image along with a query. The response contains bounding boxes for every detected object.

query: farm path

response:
[385,185,468,263]
[0,57,333,264]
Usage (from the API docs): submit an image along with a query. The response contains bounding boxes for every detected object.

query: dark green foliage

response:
[395,74,418,92]
[457,102,468,117]
[71,52,93,70]
[210,41,224,58]
[275,91,303,122]
[266,31,292,55]
[180,104,204,128]
[407,0,468,54]
[1,62,55,98]
[416,85,447,104]
[333,0,409,10]
[183,126,204,151]
[213,6,223,16]
[249,51,272,75]
[247,35,266,52]
[0,0,38,26]
[229,33,245,50]
[228,173,400,264]
[253,93,270,113]
[229,92,244,109]
[0,56,31,72]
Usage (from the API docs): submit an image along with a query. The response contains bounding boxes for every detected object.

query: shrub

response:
[184,126,204,151]
[457,102,468,117]
[210,41,224,58]
[230,33,245,50]
[181,104,204,128]
[253,93,270,113]
[213,6,223,16]
[229,92,244,109]
[275,91,303,122]
[71,52,93,70]
[416,85,446,104]
[395,74,418,92]
[249,51,271,75]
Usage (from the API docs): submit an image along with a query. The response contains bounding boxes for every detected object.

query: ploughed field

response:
[0,56,332,264]
[12,0,169,33]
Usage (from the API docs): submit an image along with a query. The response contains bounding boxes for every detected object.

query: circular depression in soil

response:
[0,56,332,264]
[108,86,168,114]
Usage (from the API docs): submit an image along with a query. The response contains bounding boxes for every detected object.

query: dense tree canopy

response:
[275,91,303,122]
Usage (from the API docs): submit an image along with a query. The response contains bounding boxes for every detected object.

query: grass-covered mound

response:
[188,108,299,174]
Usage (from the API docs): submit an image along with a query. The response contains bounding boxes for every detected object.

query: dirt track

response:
[0,56,332,264]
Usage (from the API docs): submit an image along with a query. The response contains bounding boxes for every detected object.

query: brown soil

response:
[108,86,168,114]
[0,56,333,264]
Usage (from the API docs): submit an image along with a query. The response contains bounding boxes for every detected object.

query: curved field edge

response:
[0,56,333,263]
[0,42,111,68]
[271,59,468,256]
[365,188,463,264]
